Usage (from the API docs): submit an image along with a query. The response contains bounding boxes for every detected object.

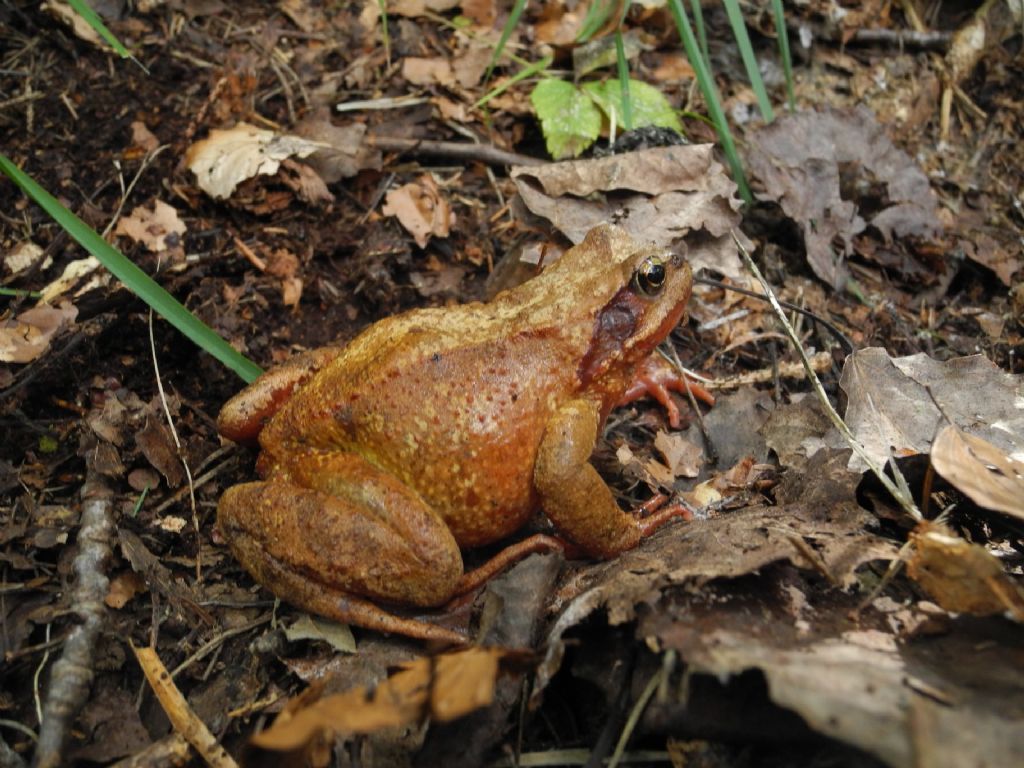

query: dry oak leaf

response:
[115,199,186,253]
[382,174,454,247]
[0,301,78,364]
[907,521,1024,621]
[185,122,326,200]
[930,426,1024,521]
[250,647,512,753]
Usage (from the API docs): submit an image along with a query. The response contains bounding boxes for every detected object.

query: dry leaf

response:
[105,571,147,609]
[42,0,104,46]
[907,521,1024,621]
[39,256,107,303]
[284,614,356,654]
[511,144,747,279]
[115,200,187,253]
[382,174,454,247]
[746,106,941,288]
[280,158,334,205]
[185,122,325,199]
[839,348,1024,472]
[654,430,703,478]
[402,56,454,86]
[250,648,510,752]
[130,120,160,152]
[4,241,50,275]
[294,115,383,182]
[931,426,1024,520]
[0,302,79,364]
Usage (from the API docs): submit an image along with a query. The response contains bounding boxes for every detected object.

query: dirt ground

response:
[1,1,1023,767]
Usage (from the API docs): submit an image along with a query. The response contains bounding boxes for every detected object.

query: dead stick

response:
[33,474,114,768]
[366,136,544,167]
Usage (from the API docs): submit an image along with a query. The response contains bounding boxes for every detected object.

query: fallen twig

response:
[33,474,114,768]
[367,136,544,167]
[133,646,238,768]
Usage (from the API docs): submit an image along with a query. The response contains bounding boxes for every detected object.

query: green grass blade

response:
[688,0,712,73]
[771,0,796,111]
[484,0,528,83]
[614,31,633,131]
[666,0,751,203]
[66,0,136,63]
[0,154,263,384]
[577,0,616,44]
[377,0,391,67]
[722,0,774,122]
[475,54,552,109]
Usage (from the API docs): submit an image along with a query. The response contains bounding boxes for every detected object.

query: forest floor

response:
[1,1,1023,767]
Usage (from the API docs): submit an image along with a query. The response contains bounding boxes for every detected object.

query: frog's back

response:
[262,304,584,546]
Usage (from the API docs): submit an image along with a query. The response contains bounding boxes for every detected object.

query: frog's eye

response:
[634,256,667,296]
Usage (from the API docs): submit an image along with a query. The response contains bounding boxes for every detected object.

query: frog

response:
[216,224,699,644]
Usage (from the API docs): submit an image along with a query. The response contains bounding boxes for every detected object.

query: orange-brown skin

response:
[217,224,694,642]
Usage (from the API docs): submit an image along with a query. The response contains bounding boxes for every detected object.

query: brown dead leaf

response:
[402,56,454,87]
[264,248,304,307]
[511,144,747,279]
[452,43,491,89]
[130,120,160,152]
[839,348,1024,473]
[746,106,942,289]
[185,122,325,200]
[41,0,104,47]
[105,570,147,609]
[460,0,496,25]
[382,174,454,248]
[250,648,511,752]
[0,302,78,364]
[115,200,186,253]
[279,158,334,206]
[907,521,1024,621]
[931,426,1024,520]
[135,415,185,488]
[654,430,703,478]
[294,114,383,183]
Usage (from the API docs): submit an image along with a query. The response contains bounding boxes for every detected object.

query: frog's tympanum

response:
[217,224,696,643]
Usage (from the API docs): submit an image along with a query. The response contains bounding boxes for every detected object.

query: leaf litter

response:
[2,1,1023,765]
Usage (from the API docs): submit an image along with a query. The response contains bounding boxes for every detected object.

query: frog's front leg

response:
[218,449,467,643]
[534,399,689,558]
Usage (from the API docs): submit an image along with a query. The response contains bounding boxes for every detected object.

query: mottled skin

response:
[217,224,694,642]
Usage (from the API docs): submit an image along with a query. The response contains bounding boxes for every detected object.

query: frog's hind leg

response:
[218,451,467,643]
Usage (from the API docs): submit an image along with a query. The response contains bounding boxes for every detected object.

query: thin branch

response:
[33,473,114,768]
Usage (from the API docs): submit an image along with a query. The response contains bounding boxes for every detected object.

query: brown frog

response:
[217,224,698,643]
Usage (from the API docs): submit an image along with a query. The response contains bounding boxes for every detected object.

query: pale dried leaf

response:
[654,430,703,478]
[115,200,187,253]
[130,120,160,151]
[511,145,746,278]
[39,256,105,303]
[284,614,356,653]
[839,348,1024,472]
[185,122,326,199]
[402,56,454,86]
[907,521,1024,621]
[5,241,50,275]
[295,115,383,182]
[931,426,1024,520]
[42,0,103,46]
[0,302,78,363]
[382,174,454,247]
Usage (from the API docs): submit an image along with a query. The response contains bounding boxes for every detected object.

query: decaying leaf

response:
[537,499,898,702]
[294,114,383,183]
[0,302,78,364]
[185,122,326,200]
[839,347,1023,472]
[250,648,513,753]
[41,0,104,47]
[382,174,454,248]
[906,521,1024,621]
[284,614,356,654]
[930,426,1024,520]
[115,199,187,253]
[402,56,454,86]
[511,144,747,278]
[746,106,942,288]
[5,241,50,275]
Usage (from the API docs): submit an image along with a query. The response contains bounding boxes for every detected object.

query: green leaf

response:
[582,79,682,133]
[530,79,603,159]
[0,154,264,384]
